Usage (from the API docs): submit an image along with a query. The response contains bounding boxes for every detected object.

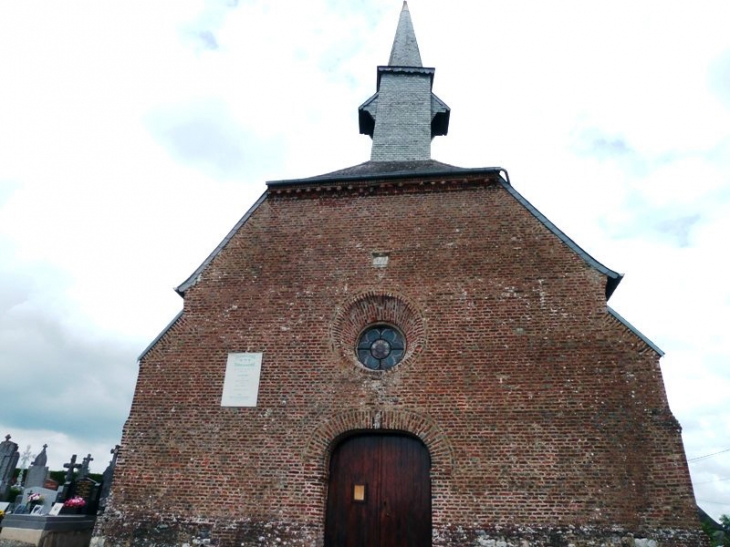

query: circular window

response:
[356,325,406,370]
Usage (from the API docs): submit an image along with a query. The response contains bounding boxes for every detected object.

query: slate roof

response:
[359,1,449,160]
[388,2,422,67]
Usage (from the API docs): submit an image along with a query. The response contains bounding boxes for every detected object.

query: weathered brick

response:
[94,174,705,546]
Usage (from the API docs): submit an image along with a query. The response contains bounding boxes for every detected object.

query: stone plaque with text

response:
[221,353,263,407]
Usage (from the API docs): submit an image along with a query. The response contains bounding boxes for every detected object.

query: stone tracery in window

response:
[356,325,406,370]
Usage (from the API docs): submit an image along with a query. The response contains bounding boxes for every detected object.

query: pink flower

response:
[63,496,86,508]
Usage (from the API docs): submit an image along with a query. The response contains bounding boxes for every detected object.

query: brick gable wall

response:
[95,176,704,546]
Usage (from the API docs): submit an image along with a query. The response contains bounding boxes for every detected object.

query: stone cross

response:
[0,434,20,500]
[14,445,32,487]
[80,454,94,478]
[110,445,120,463]
[100,445,121,509]
[63,454,82,484]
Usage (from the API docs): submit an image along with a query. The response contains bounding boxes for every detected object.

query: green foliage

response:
[49,470,65,484]
[703,514,730,547]
[8,487,22,503]
[49,470,104,484]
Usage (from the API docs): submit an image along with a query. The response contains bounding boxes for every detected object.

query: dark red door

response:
[324,434,431,547]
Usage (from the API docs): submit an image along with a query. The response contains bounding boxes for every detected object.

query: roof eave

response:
[267,166,507,187]
[608,305,665,356]
[175,191,268,296]
[377,66,434,90]
[138,310,184,362]
[497,179,623,301]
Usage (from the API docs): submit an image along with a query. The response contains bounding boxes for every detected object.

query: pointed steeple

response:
[388,2,422,67]
[358,3,450,162]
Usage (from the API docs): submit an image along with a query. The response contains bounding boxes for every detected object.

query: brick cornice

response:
[267,174,499,200]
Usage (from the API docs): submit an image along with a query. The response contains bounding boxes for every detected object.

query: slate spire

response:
[388,2,423,67]
[358,2,450,162]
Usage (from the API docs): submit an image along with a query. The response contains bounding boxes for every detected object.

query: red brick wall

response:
[96,175,704,546]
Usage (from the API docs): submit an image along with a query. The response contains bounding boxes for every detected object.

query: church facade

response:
[95,4,704,546]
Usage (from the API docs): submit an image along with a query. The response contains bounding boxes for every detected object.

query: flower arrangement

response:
[63,496,86,508]
[27,492,44,504]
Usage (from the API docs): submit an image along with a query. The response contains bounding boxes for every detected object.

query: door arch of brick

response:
[302,408,454,479]
[324,432,432,547]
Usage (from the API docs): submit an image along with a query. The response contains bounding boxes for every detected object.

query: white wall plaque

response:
[221,352,263,407]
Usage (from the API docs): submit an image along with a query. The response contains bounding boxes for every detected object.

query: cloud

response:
[0,263,138,448]
[200,30,220,50]
[146,99,286,180]
[178,0,244,52]
[655,214,701,248]
[0,0,729,519]
[0,427,118,475]
[709,48,730,109]
[0,180,19,208]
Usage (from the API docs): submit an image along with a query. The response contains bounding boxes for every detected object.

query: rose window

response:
[356,325,406,370]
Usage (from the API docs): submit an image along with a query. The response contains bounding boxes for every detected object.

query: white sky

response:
[1,0,729,520]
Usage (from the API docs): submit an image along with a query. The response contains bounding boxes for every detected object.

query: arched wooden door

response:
[324,433,431,547]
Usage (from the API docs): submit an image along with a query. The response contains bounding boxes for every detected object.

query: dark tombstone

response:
[74,476,101,514]
[58,454,82,502]
[25,444,50,488]
[99,445,120,512]
[0,435,20,501]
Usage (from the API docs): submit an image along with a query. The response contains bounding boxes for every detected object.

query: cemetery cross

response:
[14,444,33,488]
[80,454,94,479]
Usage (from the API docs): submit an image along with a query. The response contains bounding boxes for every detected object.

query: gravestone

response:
[57,454,82,503]
[74,476,101,514]
[99,445,120,512]
[25,444,50,488]
[0,435,20,501]
[21,486,58,514]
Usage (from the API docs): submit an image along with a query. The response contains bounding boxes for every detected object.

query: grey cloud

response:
[0,269,138,445]
[197,30,219,51]
[146,99,285,180]
[605,192,704,248]
[571,128,638,163]
[656,214,701,248]
[589,137,632,157]
[183,0,240,51]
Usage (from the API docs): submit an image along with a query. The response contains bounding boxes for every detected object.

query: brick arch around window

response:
[330,290,427,372]
[302,408,455,478]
